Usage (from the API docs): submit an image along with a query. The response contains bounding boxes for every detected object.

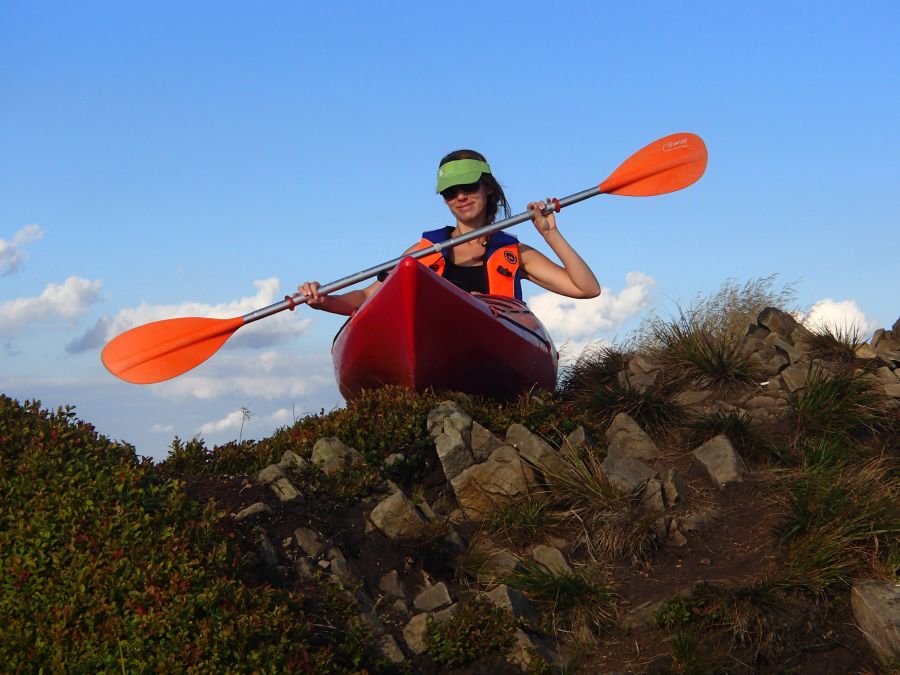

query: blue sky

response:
[2,2,898,460]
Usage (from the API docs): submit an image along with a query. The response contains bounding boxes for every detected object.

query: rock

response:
[477,549,522,584]
[692,435,747,489]
[620,599,667,631]
[605,413,660,461]
[369,491,429,539]
[294,528,324,558]
[757,307,801,339]
[402,613,429,654]
[508,629,558,670]
[375,634,406,663]
[391,598,409,614]
[667,519,687,546]
[506,423,566,480]
[855,343,879,359]
[564,425,594,451]
[427,400,465,438]
[278,450,308,471]
[661,469,686,505]
[532,544,571,573]
[640,478,666,514]
[296,557,316,578]
[485,584,539,625]
[256,464,300,502]
[311,437,365,476]
[443,410,473,446]
[850,580,900,663]
[432,603,459,624]
[675,389,713,406]
[435,423,475,481]
[471,422,508,462]
[450,445,532,519]
[764,332,803,363]
[330,557,357,582]
[601,447,655,495]
[443,529,467,555]
[414,582,452,611]
[257,532,279,567]
[234,501,271,522]
[630,353,665,374]
[780,364,809,392]
[379,570,406,598]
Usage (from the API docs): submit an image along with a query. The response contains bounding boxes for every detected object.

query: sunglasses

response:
[440,180,481,201]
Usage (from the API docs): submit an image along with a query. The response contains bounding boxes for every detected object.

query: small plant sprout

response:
[239,406,251,443]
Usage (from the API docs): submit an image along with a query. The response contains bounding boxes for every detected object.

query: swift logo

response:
[662,138,690,152]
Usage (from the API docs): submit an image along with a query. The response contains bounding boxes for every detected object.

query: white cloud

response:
[154,349,334,400]
[150,423,175,433]
[0,224,44,275]
[528,271,656,361]
[197,405,295,436]
[801,298,879,336]
[69,277,313,353]
[0,276,103,333]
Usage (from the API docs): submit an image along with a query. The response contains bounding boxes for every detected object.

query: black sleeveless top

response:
[443,260,486,293]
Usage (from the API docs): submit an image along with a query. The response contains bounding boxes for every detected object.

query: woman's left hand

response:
[528,199,558,236]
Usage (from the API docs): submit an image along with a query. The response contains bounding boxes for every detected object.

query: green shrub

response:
[0,396,371,672]
[424,599,519,668]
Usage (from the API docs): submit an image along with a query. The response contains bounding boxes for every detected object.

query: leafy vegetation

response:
[423,599,519,668]
[0,396,372,672]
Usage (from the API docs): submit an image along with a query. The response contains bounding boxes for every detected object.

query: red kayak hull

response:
[332,257,558,399]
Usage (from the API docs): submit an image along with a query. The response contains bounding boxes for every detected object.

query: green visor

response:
[436,159,492,193]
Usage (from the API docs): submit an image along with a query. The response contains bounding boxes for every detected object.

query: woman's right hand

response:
[299,281,327,309]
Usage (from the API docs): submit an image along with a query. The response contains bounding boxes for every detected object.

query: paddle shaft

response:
[241,185,602,325]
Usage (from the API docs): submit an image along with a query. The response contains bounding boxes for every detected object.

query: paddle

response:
[102,132,708,384]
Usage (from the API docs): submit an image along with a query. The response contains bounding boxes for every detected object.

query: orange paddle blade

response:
[599,133,708,196]
[101,316,245,384]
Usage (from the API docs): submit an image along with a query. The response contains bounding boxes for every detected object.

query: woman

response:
[299,150,600,313]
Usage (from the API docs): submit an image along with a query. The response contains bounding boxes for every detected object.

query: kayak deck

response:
[332,257,558,399]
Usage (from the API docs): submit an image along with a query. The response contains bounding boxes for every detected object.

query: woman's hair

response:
[439,149,511,226]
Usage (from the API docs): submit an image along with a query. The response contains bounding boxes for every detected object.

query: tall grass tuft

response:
[805,320,867,365]
[774,457,900,594]
[791,364,892,445]
[504,559,614,626]
[688,409,784,464]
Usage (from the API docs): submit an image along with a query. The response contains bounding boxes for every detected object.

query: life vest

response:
[412,227,523,300]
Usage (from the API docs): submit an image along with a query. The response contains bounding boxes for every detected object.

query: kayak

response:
[332,257,558,399]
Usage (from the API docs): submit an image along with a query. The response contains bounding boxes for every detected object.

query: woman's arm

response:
[298,244,422,315]
[519,200,601,298]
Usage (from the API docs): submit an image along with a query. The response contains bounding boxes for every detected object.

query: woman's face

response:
[443,181,488,226]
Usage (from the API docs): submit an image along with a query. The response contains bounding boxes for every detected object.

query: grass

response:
[806,320,867,364]
[774,457,900,594]
[504,560,614,634]
[488,496,554,545]
[688,409,785,464]
[791,363,893,446]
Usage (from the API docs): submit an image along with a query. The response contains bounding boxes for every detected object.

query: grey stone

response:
[477,549,522,584]
[564,425,594,451]
[379,570,406,598]
[443,529,467,555]
[432,603,459,624]
[444,410,473,446]
[414,582,452,611]
[278,450,308,471]
[311,437,365,476]
[855,343,879,359]
[630,353,665,374]
[674,389,713,406]
[532,544,571,573]
[471,421,507,462]
[640,478,666,514]
[485,584,539,625]
[384,452,404,468]
[601,446,655,495]
[757,307,800,339]
[375,634,406,663]
[692,435,747,489]
[851,580,900,663]
[667,518,688,546]
[402,613,429,654]
[330,558,357,582]
[257,532,279,567]
[257,464,300,502]
[661,469,686,505]
[779,364,808,392]
[435,424,475,481]
[391,598,409,614]
[326,546,345,562]
[234,501,271,522]
[427,400,465,438]
[621,599,667,631]
[508,629,558,670]
[369,491,429,539]
[450,445,532,519]
[605,413,660,461]
[294,528,324,558]
[506,423,566,480]
[296,557,316,578]
[765,332,803,363]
